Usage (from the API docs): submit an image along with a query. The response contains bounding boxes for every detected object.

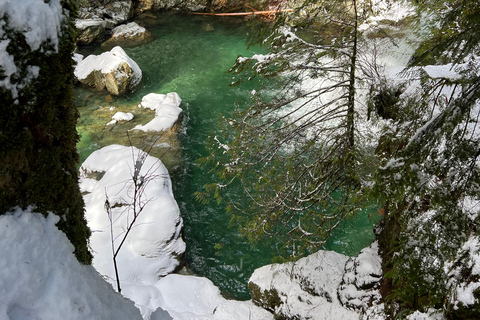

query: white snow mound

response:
[0,208,142,320]
[133,92,183,132]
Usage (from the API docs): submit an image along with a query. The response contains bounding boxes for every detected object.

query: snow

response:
[139,274,274,320]
[0,0,66,99]
[74,46,142,87]
[0,207,142,320]
[249,250,359,320]
[133,93,183,132]
[339,242,383,313]
[359,0,414,29]
[112,22,148,39]
[79,145,272,320]
[80,144,185,283]
[75,18,107,30]
[0,0,64,51]
[0,40,18,96]
[406,310,446,320]
[80,144,186,317]
[107,111,135,125]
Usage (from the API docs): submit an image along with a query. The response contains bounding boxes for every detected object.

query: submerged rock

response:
[74,46,142,96]
[76,19,107,44]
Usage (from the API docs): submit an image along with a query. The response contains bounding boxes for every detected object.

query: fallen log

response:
[190,9,293,16]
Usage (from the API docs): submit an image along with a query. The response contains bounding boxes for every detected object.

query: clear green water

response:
[75,12,379,300]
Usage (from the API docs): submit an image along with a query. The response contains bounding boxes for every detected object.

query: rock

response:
[78,1,134,30]
[102,22,154,50]
[135,0,208,14]
[132,92,183,133]
[75,19,107,44]
[107,112,134,126]
[210,0,248,12]
[202,23,214,31]
[249,250,359,320]
[79,144,186,278]
[338,241,383,312]
[74,46,142,96]
[104,1,135,28]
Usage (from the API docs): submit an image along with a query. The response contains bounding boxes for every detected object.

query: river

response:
[75,12,379,300]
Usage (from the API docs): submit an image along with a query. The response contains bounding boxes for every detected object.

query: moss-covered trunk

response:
[0,0,91,264]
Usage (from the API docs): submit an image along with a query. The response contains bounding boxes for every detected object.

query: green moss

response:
[0,0,91,264]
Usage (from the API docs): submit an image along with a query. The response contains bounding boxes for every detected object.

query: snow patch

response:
[133,92,182,132]
[0,208,142,320]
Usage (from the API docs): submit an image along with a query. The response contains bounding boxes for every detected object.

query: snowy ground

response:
[0,208,143,320]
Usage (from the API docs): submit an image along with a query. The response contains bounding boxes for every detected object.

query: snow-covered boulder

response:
[249,250,360,320]
[338,241,383,312]
[133,92,183,132]
[102,22,154,50]
[76,19,107,44]
[0,208,143,320]
[80,145,185,286]
[74,46,142,96]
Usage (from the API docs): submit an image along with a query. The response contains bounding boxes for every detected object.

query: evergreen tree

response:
[0,0,92,264]
[371,0,480,316]
[198,0,379,257]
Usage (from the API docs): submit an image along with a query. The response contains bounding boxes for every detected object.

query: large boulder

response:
[249,250,360,320]
[79,145,186,279]
[102,22,154,50]
[76,19,107,44]
[74,46,142,96]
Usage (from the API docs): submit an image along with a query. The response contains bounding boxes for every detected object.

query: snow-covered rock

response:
[133,92,183,132]
[102,22,154,50]
[107,111,135,126]
[76,19,107,44]
[0,208,143,320]
[78,1,134,30]
[78,145,274,320]
[249,250,359,320]
[338,241,383,312]
[74,46,142,96]
[80,145,185,289]
[113,22,152,41]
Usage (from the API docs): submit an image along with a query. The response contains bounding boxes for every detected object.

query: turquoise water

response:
[75,12,379,300]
